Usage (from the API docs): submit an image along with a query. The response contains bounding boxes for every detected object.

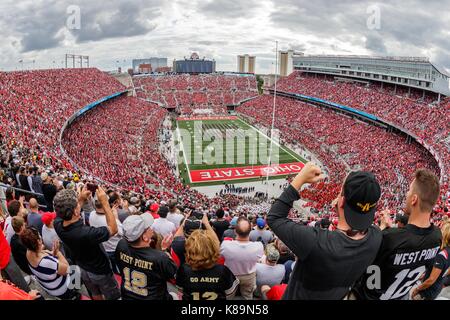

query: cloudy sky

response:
[0,0,449,73]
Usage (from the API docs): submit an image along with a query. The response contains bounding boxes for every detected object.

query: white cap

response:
[122,214,154,242]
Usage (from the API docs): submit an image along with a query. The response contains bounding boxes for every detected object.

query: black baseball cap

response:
[343,171,381,231]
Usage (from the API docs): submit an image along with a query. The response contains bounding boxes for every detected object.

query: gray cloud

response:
[198,0,261,19]
[364,33,387,55]
[1,0,450,73]
[71,1,161,43]
[1,0,163,52]
[269,0,450,67]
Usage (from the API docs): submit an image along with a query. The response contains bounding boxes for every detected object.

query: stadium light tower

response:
[65,54,89,68]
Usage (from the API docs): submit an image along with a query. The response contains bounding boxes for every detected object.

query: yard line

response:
[176,121,192,183]
[236,118,304,163]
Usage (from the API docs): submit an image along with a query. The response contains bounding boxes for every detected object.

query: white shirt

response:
[151,218,176,237]
[3,216,14,244]
[89,210,123,253]
[167,212,184,228]
[220,240,264,276]
[27,176,34,193]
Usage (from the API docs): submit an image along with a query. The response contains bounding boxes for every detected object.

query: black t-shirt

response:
[10,234,31,274]
[211,220,230,241]
[19,175,30,191]
[54,218,112,275]
[42,183,57,212]
[176,264,238,300]
[171,236,186,266]
[278,251,295,265]
[267,185,383,300]
[420,246,450,300]
[355,224,442,300]
[115,239,177,300]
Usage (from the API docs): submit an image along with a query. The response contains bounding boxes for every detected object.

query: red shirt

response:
[266,284,288,300]
[0,229,11,269]
[0,281,34,300]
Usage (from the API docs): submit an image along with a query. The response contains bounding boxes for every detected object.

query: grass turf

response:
[174,117,306,186]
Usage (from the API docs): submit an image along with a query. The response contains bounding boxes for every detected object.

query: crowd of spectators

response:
[134,74,258,115]
[274,72,449,201]
[0,68,449,300]
[237,95,446,216]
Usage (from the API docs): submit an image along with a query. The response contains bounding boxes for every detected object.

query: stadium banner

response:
[177,116,238,121]
[189,162,305,182]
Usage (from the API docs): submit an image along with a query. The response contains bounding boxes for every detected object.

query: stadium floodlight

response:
[65,54,89,68]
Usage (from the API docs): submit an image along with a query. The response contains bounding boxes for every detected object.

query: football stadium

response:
[0,0,449,309]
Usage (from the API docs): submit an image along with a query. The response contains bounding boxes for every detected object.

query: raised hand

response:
[291,162,326,190]
[161,233,174,251]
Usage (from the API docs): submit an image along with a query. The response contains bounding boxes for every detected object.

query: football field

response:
[175,116,307,186]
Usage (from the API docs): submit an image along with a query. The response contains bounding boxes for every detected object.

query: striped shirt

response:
[29,255,71,298]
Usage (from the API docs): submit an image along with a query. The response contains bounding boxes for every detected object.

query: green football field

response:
[174,116,307,186]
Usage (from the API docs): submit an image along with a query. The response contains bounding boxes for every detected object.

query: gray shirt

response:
[42,225,60,251]
[256,262,286,288]
[27,211,44,234]
[249,229,274,245]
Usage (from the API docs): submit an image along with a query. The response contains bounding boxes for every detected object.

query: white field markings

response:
[176,121,192,183]
[236,118,305,164]
[181,118,305,166]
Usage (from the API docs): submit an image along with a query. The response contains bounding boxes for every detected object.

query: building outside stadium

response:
[293,54,450,98]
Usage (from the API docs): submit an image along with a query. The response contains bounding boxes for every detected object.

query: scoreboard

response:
[174,59,215,74]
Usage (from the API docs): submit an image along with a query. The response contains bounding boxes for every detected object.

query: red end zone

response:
[177,116,238,121]
[189,162,305,183]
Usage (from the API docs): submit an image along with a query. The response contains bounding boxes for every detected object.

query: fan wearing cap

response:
[249,218,273,246]
[115,214,177,300]
[222,216,238,240]
[267,162,383,300]
[41,212,61,251]
[256,244,285,296]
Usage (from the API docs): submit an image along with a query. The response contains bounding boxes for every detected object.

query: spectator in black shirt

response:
[115,213,177,300]
[211,208,229,242]
[354,169,442,300]
[18,167,30,194]
[10,216,31,275]
[41,173,57,212]
[171,213,204,267]
[394,213,409,229]
[267,162,383,300]
[411,221,450,300]
[53,186,120,300]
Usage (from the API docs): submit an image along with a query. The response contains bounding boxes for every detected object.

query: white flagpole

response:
[265,41,278,199]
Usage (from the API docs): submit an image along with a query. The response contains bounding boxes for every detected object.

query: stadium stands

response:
[270,72,449,210]
[133,74,258,115]
[0,68,125,172]
[237,95,441,211]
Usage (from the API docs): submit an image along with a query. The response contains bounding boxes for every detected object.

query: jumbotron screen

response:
[175,60,214,73]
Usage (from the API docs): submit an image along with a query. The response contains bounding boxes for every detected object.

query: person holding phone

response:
[53,185,121,300]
